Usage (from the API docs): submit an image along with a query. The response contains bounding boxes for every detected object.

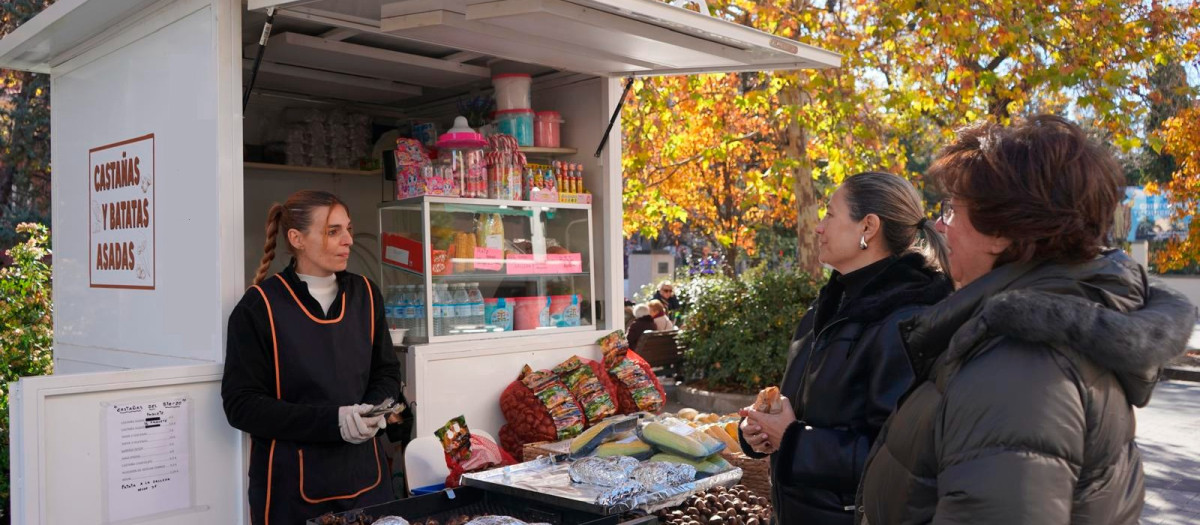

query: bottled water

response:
[395,285,412,332]
[452,284,471,332]
[432,283,450,336]
[399,285,415,334]
[385,285,403,330]
[409,284,426,339]
[467,282,485,328]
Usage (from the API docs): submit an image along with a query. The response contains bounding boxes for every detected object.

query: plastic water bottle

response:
[397,285,414,334]
[467,283,485,328]
[396,286,413,332]
[410,285,426,339]
[432,283,449,336]
[384,286,402,330]
[441,283,459,335]
[452,284,471,331]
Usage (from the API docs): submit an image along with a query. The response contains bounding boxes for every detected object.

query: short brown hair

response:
[929,115,1121,266]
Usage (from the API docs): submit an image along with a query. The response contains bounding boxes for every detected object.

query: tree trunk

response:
[781,85,823,277]
[721,242,737,277]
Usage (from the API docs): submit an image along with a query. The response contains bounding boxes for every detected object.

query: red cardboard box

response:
[381,233,423,273]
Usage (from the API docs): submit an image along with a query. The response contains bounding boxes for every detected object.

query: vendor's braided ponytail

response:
[252,190,349,285]
[253,204,284,285]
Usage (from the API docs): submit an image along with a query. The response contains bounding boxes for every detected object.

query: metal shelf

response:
[519,146,579,156]
[431,272,590,282]
[384,195,591,211]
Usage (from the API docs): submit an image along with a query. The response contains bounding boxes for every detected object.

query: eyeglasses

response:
[938,199,956,226]
[660,288,673,294]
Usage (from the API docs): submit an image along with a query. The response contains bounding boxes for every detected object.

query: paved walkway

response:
[1137,380,1200,524]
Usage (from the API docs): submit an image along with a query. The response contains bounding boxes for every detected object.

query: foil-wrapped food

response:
[595,480,647,507]
[630,461,697,489]
[373,518,410,525]
[568,456,640,486]
[463,517,550,525]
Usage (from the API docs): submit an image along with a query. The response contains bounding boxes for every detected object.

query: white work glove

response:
[338,404,387,444]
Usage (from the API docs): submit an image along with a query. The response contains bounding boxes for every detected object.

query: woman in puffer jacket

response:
[739,171,954,524]
[857,115,1198,524]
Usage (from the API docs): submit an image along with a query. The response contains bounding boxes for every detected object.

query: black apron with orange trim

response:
[247,274,392,525]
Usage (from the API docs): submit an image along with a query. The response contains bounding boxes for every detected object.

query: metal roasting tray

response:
[303,485,619,525]
[461,454,743,515]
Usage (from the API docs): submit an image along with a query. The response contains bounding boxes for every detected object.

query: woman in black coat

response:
[857,116,1197,524]
[739,172,953,525]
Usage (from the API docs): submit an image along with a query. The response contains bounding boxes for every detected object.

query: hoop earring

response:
[859,235,868,250]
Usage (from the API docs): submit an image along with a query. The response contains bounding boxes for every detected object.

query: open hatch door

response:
[253,0,840,78]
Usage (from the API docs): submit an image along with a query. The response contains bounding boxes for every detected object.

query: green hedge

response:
[0,223,54,523]
[675,266,822,393]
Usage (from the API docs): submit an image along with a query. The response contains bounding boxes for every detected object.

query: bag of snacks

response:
[552,355,619,425]
[597,330,666,414]
[498,365,587,457]
[435,415,473,464]
[444,432,517,488]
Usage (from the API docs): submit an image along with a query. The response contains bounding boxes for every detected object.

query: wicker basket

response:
[521,441,567,462]
[725,452,772,498]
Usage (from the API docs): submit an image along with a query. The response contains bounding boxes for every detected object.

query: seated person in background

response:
[648,299,676,331]
[626,303,656,349]
[652,282,683,324]
[652,281,681,311]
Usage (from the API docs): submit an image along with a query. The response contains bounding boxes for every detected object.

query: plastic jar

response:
[435,116,488,197]
[495,109,535,147]
[534,111,563,148]
[492,73,532,110]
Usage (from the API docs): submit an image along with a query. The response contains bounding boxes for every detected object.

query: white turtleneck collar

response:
[297,272,338,315]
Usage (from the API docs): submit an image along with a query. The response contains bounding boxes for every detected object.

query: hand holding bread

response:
[754,386,783,414]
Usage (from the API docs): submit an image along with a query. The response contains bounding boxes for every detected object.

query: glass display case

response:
[379,196,595,344]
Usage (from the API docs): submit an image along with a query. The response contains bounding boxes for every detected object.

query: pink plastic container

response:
[549,295,571,317]
[512,296,549,330]
[534,111,563,148]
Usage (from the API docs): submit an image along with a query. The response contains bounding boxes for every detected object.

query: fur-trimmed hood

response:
[903,249,1197,407]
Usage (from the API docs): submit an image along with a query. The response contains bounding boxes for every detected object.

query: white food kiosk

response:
[0,1,839,522]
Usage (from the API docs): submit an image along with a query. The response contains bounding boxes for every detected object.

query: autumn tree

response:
[623,0,1200,276]
[0,1,53,250]
[1150,105,1200,272]
[623,73,797,274]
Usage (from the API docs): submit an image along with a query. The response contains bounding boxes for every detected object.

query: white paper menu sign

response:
[103,396,192,523]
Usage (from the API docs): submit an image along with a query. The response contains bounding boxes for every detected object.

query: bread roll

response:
[754,386,782,414]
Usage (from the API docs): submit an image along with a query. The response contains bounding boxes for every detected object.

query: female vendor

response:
[222,190,406,524]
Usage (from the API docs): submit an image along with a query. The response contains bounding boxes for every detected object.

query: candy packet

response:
[435,415,473,464]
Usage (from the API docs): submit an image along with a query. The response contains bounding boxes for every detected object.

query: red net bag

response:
[497,365,586,457]
[597,331,665,414]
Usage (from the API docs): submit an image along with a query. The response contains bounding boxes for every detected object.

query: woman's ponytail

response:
[919,218,952,277]
[253,204,284,285]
